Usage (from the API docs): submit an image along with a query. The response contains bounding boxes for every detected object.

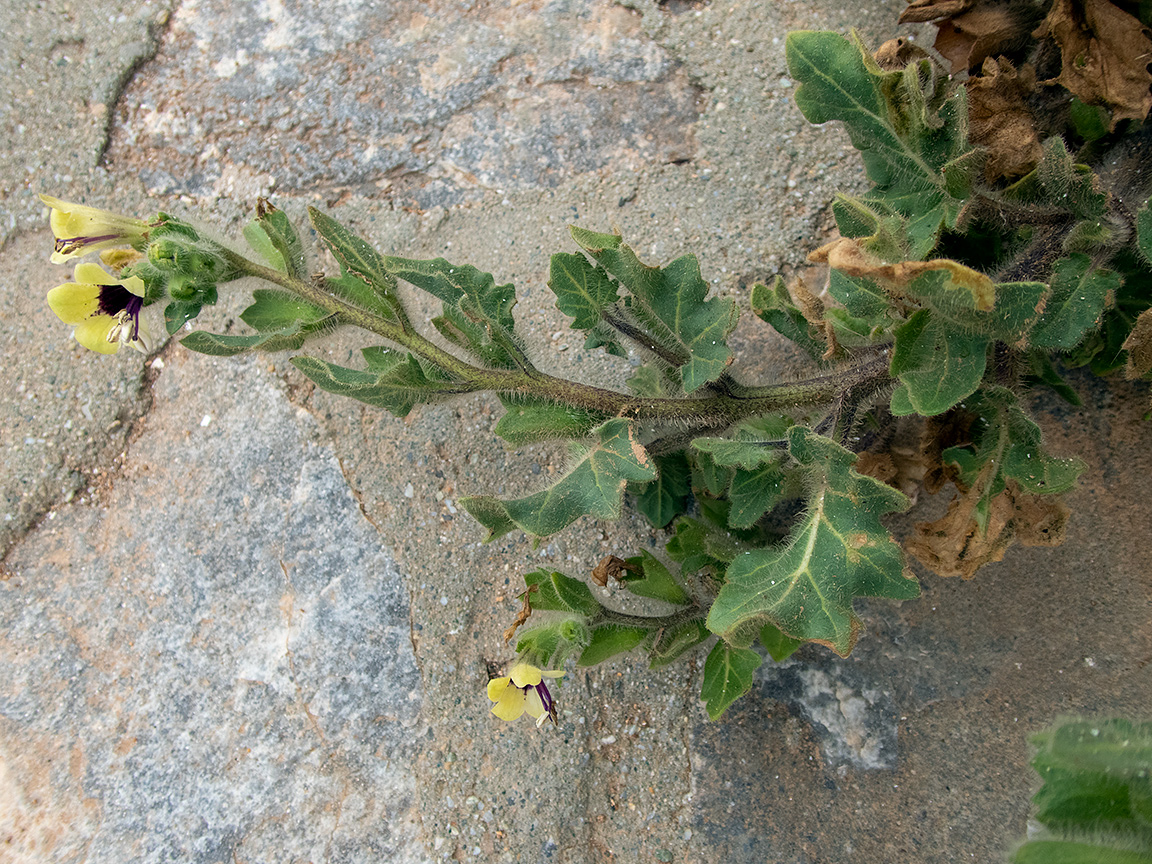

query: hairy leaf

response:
[523,568,601,617]
[701,642,762,720]
[728,462,787,529]
[578,625,648,666]
[240,289,331,332]
[494,396,605,445]
[382,254,520,368]
[291,347,464,417]
[569,226,737,392]
[751,277,828,363]
[245,201,306,278]
[759,623,803,663]
[890,309,989,416]
[787,31,971,256]
[647,619,710,667]
[181,325,313,357]
[1030,255,1120,350]
[461,419,656,540]
[549,252,619,329]
[308,207,403,319]
[1014,719,1152,863]
[620,550,690,606]
[691,416,791,469]
[707,427,917,657]
[633,452,692,529]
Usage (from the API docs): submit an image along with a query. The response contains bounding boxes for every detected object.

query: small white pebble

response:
[200,414,212,427]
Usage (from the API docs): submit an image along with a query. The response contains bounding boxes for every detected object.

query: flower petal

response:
[47,283,101,325]
[490,685,527,721]
[72,314,121,354]
[508,662,543,687]
[486,676,512,702]
[523,687,545,720]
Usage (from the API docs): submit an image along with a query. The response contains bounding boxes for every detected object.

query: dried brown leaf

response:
[906,477,1069,579]
[874,37,934,70]
[1034,0,1152,128]
[922,3,1040,73]
[503,584,537,644]
[899,0,976,25]
[967,57,1043,181]
[1123,307,1152,378]
[809,238,997,311]
[591,554,638,587]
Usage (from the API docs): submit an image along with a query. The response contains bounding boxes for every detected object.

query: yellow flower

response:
[40,194,149,264]
[487,662,564,727]
[47,263,151,355]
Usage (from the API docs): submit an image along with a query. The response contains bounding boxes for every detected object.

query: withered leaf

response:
[902,0,1042,73]
[590,554,639,587]
[906,478,1069,579]
[1123,307,1152,378]
[874,37,933,70]
[810,238,997,311]
[967,57,1043,181]
[503,584,537,644]
[1034,0,1152,128]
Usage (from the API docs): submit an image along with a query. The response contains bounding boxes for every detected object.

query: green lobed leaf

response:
[827,268,890,324]
[240,289,331,332]
[1031,255,1121,350]
[578,625,648,666]
[620,550,690,606]
[245,202,306,278]
[706,427,918,657]
[786,31,971,256]
[181,323,312,356]
[523,568,601,616]
[308,207,402,319]
[759,623,803,663]
[691,449,734,498]
[549,252,619,329]
[691,416,792,470]
[290,347,465,417]
[728,462,787,529]
[945,388,1084,497]
[666,518,722,576]
[750,277,827,363]
[1139,199,1152,266]
[382,254,520,368]
[633,452,692,529]
[460,418,657,540]
[493,396,605,445]
[890,309,989,416]
[701,642,762,720]
[647,619,710,667]
[569,226,738,392]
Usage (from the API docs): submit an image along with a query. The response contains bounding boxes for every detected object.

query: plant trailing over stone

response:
[41,4,1152,720]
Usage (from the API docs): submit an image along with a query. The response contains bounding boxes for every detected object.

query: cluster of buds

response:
[41,195,238,354]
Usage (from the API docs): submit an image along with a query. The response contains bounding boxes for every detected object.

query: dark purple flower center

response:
[532,681,557,724]
[97,284,143,342]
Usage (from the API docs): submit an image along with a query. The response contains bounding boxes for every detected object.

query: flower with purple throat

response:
[40,194,149,264]
[47,263,151,354]
[487,662,564,727]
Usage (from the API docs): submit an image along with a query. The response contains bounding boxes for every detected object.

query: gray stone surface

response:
[2,0,1150,863]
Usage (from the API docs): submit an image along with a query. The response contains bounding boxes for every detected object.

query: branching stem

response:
[224,249,894,426]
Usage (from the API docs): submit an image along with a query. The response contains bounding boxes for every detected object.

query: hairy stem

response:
[224,249,894,425]
[594,605,704,630]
